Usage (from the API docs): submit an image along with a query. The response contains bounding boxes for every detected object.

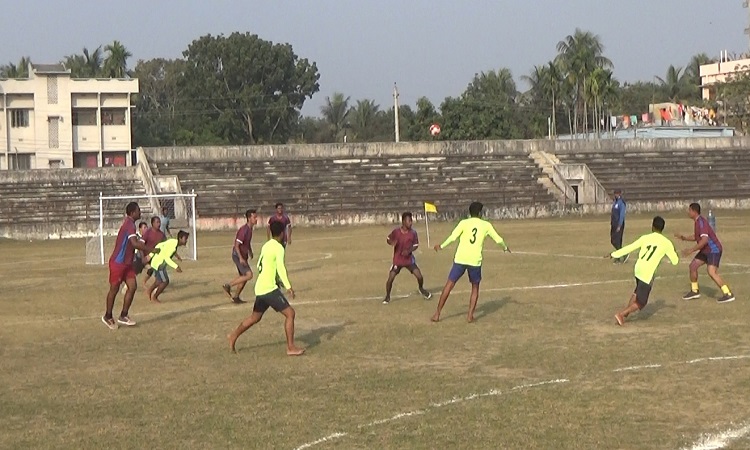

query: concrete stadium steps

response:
[556,150,750,202]
[150,155,555,217]
[0,170,152,227]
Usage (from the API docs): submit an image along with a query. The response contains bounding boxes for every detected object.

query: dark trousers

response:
[610,225,624,250]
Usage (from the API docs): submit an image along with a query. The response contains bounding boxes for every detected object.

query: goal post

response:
[86,192,198,265]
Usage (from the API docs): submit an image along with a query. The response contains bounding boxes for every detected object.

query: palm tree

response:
[348,99,380,141]
[320,92,350,142]
[84,47,104,77]
[586,68,618,135]
[556,29,613,135]
[104,40,132,78]
[656,65,687,102]
[522,61,563,137]
[683,53,714,100]
[0,56,31,78]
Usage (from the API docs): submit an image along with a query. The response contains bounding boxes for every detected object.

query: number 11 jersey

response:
[611,232,679,284]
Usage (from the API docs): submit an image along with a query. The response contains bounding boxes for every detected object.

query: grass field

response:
[2,211,750,449]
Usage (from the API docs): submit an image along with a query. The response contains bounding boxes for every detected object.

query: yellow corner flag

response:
[424,202,437,213]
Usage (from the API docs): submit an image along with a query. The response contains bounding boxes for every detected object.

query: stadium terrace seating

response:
[555,149,750,202]
[149,154,558,218]
[0,168,152,227]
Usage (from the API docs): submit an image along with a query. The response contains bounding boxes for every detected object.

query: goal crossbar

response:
[90,192,198,265]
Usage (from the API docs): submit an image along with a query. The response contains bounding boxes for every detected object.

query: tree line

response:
[0,29,736,144]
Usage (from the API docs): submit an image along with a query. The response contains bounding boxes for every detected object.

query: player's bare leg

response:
[384,270,398,303]
[149,281,168,303]
[228,311,263,353]
[706,265,727,289]
[104,283,120,325]
[224,273,253,301]
[467,283,480,323]
[615,294,639,325]
[280,307,305,356]
[411,267,432,299]
[119,277,137,323]
[431,280,456,322]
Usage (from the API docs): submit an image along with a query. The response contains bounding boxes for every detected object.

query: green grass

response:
[1,212,750,449]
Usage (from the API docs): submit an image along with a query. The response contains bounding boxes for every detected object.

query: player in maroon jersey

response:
[267,203,292,247]
[223,209,258,303]
[102,202,159,330]
[383,212,432,304]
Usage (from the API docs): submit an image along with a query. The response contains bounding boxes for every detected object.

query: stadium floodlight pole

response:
[394,82,400,142]
[99,192,105,265]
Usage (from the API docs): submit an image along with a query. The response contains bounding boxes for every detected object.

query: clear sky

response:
[1,0,746,115]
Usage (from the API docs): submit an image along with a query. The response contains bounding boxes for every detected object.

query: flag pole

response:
[425,204,430,247]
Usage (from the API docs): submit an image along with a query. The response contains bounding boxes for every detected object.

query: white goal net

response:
[86,193,198,265]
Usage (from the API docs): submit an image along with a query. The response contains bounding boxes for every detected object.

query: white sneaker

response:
[117,316,137,327]
[102,316,118,330]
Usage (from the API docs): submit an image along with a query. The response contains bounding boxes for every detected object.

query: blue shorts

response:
[448,263,482,284]
[155,265,169,283]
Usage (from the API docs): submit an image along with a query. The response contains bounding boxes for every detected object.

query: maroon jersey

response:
[694,216,722,254]
[234,224,253,259]
[389,227,419,267]
[142,228,166,250]
[268,214,291,242]
[109,217,137,266]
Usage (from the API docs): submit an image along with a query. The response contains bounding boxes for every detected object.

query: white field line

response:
[6,267,750,327]
[681,423,750,450]
[294,378,569,450]
[292,432,349,450]
[612,364,662,373]
[294,354,750,450]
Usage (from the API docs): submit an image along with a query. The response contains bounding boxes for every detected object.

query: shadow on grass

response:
[440,296,512,322]
[138,300,229,325]
[237,320,353,353]
[631,299,675,321]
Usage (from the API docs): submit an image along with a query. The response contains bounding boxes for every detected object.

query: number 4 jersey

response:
[611,232,679,284]
[439,217,506,267]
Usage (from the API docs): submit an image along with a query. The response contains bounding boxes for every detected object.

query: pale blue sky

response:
[1,0,747,115]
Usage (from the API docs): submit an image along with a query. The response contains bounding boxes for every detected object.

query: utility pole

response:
[393,83,400,143]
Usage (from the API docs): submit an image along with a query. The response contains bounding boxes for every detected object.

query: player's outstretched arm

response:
[666,244,680,265]
[682,236,708,257]
[130,236,159,255]
[436,223,463,251]
[487,225,509,252]
[611,238,642,260]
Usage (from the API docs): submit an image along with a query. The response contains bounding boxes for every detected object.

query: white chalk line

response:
[682,423,750,450]
[6,265,750,327]
[488,249,750,268]
[293,355,750,450]
[294,379,570,450]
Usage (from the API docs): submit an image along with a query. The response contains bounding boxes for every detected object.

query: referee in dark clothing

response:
[610,188,627,263]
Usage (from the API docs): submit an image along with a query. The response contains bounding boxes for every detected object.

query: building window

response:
[101,108,126,126]
[48,117,60,148]
[47,76,58,104]
[9,153,32,170]
[10,109,29,128]
[48,159,63,169]
[72,109,97,126]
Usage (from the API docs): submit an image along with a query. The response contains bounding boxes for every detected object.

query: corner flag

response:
[424,202,437,246]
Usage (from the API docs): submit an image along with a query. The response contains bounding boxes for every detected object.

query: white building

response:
[700,56,750,101]
[0,63,138,170]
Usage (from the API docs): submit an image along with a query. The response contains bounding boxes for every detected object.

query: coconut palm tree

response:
[320,92,351,142]
[104,40,133,78]
[348,99,380,141]
[656,65,687,103]
[0,56,31,78]
[522,61,564,137]
[556,29,613,135]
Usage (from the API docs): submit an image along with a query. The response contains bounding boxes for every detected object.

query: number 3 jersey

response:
[255,239,291,296]
[439,217,506,267]
[611,232,679,284]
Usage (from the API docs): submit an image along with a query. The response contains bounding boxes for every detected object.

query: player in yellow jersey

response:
[431,202,510,323]
[609,216,679,325]
[228,221,305,356]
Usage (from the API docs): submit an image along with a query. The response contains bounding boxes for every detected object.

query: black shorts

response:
[253,289,291,313]
[232,253,252,276]
[694,252,722,267]
[390,264,418,274]
[633,278,653,309]
[133,256,145,275]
